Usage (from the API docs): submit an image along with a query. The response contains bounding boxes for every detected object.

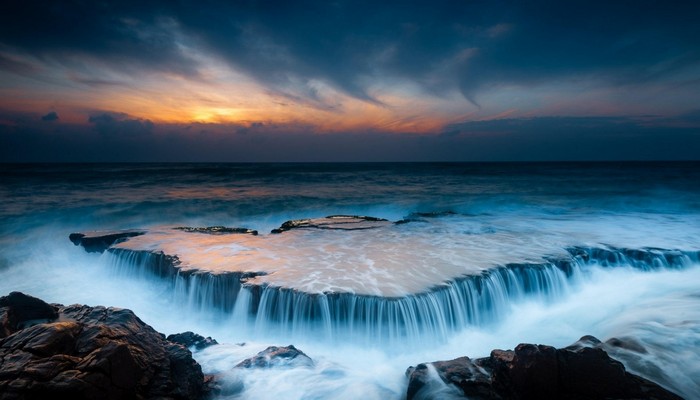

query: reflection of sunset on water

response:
[164,187,276,200]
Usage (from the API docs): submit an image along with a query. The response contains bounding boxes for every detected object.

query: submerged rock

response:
[271,215,389,233]
[395,210,458,224]
[235,345,313,369]
[406,356,496,400]
[173,226,258,235]
[68,230,145,253]
[406,335,682,400]
[0,292,208,399]
[604,336,648,354]
[167,331,219,350]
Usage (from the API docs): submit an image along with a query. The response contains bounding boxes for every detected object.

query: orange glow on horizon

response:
[0,57,479,133]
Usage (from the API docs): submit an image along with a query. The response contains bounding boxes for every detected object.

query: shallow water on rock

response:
[104,210,700,297]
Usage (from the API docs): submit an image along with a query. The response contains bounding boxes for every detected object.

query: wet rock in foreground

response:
[406,335,682,400]
[271,215,389,233]
[235,345,313,369]
[0,291,209,399]
[167,331,219,350]
[68,230,146,253]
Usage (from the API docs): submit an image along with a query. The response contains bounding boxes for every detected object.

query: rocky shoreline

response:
[1,291,684,399]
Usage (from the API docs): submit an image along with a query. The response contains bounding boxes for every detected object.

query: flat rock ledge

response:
[406,335,682,400]
[69,230,146,253]
[271,215,390,233]
[0,292,210,400]
[173,226,258,236]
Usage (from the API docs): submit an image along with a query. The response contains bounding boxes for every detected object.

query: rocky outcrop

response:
[271,215,389,233]
[235,345,313,369]
[173,226,258,235]
[167,331,218,350]
[68,230,145,253]
[406,335,682,400]
[0,292,208,399]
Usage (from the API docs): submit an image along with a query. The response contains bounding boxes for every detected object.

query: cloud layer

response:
[2,1,699,106]
[1,1,699,160]
[2,110,698,162]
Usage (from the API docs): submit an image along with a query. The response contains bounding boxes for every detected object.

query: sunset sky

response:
[1,1,699,161]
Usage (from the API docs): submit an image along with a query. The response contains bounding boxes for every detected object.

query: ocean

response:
[1,162,699,399]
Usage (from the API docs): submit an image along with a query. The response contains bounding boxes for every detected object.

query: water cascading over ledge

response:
[101,245,700,344]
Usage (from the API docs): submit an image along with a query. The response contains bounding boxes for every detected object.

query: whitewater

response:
[1,162,699,399]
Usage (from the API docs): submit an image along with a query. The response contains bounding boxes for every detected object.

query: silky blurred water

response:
[1,162,699,399]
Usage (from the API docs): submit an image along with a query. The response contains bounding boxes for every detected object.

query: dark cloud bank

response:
[2,112,699,162]
[40,111,58,122]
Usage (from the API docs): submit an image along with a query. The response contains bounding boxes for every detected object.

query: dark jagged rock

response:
[0,292,208,399]
[406,336,682,400]
[271,215,389,234]
[167,331,218,350]
[235,345,313,369]
[69,230,145,253]
[173,226,258,236]
[0,292,59,338]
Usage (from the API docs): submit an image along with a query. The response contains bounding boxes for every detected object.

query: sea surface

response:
[1,162,699,399]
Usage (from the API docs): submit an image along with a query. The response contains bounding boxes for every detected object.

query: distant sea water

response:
[1,162,699,399]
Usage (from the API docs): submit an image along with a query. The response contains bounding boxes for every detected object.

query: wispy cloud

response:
[2,1,699,107]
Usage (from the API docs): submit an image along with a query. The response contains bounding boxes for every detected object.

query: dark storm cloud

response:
[1,1,699,104]
[41,111,58,122]
[440,116,683,160]
[0,1,200,79]
[88,112,153,136]
[2,111,698,162]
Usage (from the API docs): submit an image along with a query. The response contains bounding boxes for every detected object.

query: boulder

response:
[406,336,682,400]
[167,331,218,350]
[0,292,208,399]
[235,345,313,368]
[0,292,59,338]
